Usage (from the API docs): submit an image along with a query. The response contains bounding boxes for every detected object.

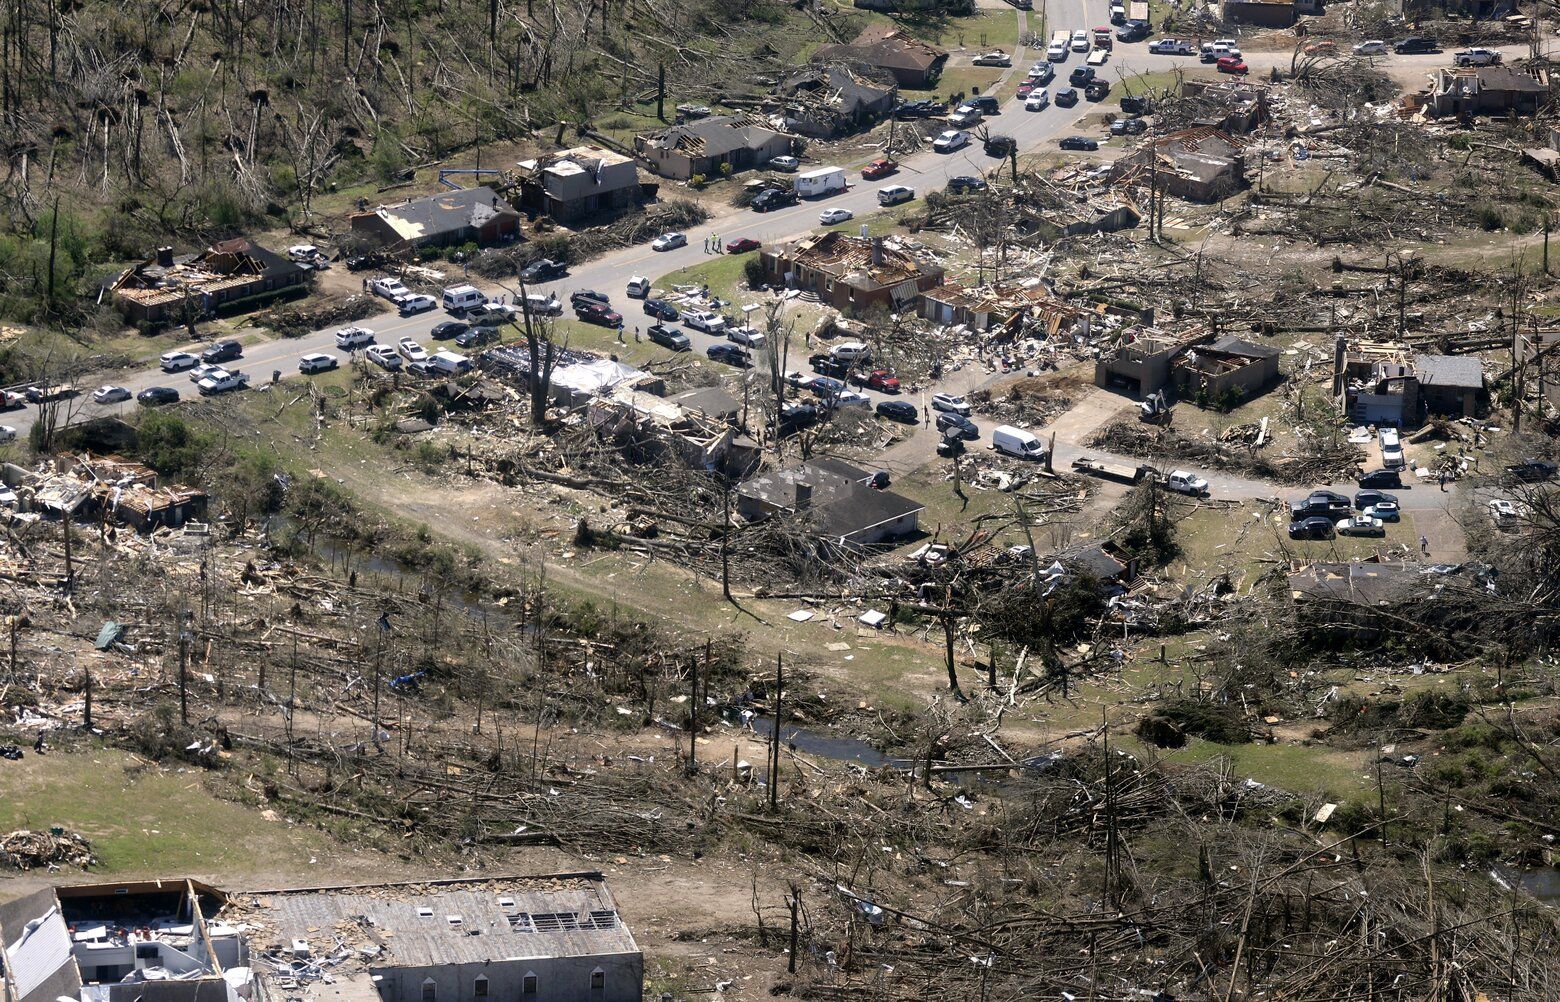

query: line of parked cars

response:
[1287,486,1403,540]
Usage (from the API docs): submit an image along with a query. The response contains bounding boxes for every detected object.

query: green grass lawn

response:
[933,10,1023,51]
[0,747,341,876]
[912,66,1005,105]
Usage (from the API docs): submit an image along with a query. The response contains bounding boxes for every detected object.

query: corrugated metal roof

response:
[4,904,75,1002]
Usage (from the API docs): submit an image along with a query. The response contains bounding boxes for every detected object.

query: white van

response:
[830,341,872,362]
[991,425,1047,461]
[442,285,485,312]
[334,326,376,350]
[430,350,473,375]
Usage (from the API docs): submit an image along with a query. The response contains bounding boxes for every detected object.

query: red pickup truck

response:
[861,158,898,180]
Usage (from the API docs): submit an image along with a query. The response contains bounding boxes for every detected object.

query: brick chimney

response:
[156,246,175,267]
[870,237,884,266]
[794,481,813,509]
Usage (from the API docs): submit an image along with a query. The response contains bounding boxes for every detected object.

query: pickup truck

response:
[1454,47,1501,66]
[367,276,411,302]
[197,371,250,395]
[1157,469,1209,495]
[1149,38,1196,55]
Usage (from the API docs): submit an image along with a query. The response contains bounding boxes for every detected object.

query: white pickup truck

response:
[197,370,250,396]
[367,276,412,303]
[1158,469,1210,495]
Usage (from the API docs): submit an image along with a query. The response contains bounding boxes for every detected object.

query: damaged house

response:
[110,239,309,323]
[773,64,898,138]
[1111,128,1249,203]
[759,232,945,311]
[349,186,522,251]
[1429,65,1548,117]
[512,145,642,224]
[634,116,794,181]
[588,385,756,472]
[812,26,948,89]
[919,281,1086,336]
[1178,80,1272,134]
[2,455,208,531]
[737,458,923,549]
[1332,337,1484,424]
[1094,329,1279,402]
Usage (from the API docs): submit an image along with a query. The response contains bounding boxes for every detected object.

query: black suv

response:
[1393,36,1439,54]
[1288,516,1335,540]
[808,353,850,378]
[752,188,798,212]
[946,175,988,194]
[455,326,499,349]
[520,258,567,283]
[1358,468,1403,489]
[201,340,242,364]
[1120,94,1154,115]
[936,412,980,439]
[1507,458,1558,483]
[983,135,1016,157]
[967,95,1000,115]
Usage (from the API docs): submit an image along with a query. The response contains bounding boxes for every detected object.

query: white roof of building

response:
[5,904,73,1000]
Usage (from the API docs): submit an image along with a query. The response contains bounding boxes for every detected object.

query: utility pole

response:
[82,666,92,730]
[687,652,699,771]
[178,611,192,725]
[769,652,784,811]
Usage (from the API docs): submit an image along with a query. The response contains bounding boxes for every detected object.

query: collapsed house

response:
[1221,0,1301,28]
[759,232,945,311]
[1110,128,1249,203]
[512,146,642,224]
[1095,329,1279,402]
[1,455,208,530]
[633,117,794,181]
[919,281,1087,335]
[736,458,923,549]
[1057,540,1139,589]
[110,239,310,323]
[773,64,898,138]
[1025,192,1143,240]
[1428,65,1548,117]
[588,384,757,472]
[1288,560,1496,640]
[1178,80,1272,134]
[812,25,948,88]
[549,359,665,407]
[349,187,522,251]
[1332,337,1485,424]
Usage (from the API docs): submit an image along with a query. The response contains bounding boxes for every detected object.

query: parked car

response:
[575,302,623,327]
[948,104,983,128]
[399,294,437,314]
[92,385,131,405]
[455,326,500,349]
[1353,39,1387,56]
[1216,56,1249,75]
[1354,489,1398,510]
[862,158,898,179]
[137,386,181,406]
[1111,116,1148,135]
[197,370,249,395]
[932,129,971,153]
[366,345,402,370]
[936,412,980,439]
[1454,47,1501,66]
[430,321,469,340]
[1364,501,1401,522]
[1358,468,1403,489]
[727,326,767,349]
[947,175,988,193]
[405,360,439,378]
[1055,87,1080,107]
[651,232,688,251]
[571,289,610,308]
[1069,65,1096,86]
[726,237,762,253]
[1084,79,1111,100]
[160,351,199,372]
[682,310,726,334]
[876,400,918,423]
[1071,28,1090,51]
[751,187,798,212]
[1025,91,1051,111]
[973,50,1013,66]
[520,258,567,283]
[644,299,680,321]
[1059,135,1098,150]
[768,155,800,171]
[1288,516,1335,540]
[830,341,872,362]
[1149,38,1196,55]
[706,344,751,367]
[1120,94,1154,115]
[983,135,1016,157]
[809,353,850,378]
[647,324,691,351]
[820,207,854,224]
[335,326,376,350]
[398,338,430,363]
[1028,63,1056,83]
[878,184,915,206]
[1394,36,1439,54]
[299,353,339,374]
[932,392,971,415]
[850,369,900,392]
[1489,498,1524,525]
[188,364,225,385]
[201,339,242,364]
[1337,514,1386,537]
[1506,458,1558,482]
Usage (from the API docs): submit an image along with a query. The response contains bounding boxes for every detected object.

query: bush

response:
[743,257,766,289]
[136,412,213,481]
[1155,698,1251,744]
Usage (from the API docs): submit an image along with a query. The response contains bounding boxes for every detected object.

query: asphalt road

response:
[4,21,1518,516]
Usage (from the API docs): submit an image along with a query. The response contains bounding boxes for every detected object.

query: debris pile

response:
[0,828,96,870]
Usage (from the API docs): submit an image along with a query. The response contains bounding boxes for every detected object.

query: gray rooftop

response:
[739,460,922,540]
[1414,353,1484,389]
[231,876,637,968]
[1209,335,1280,359]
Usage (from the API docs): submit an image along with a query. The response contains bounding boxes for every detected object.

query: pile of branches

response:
[473,200,711,279]
[0,828,96,870]
[259,295,381,339]
[1088,419,1360,486]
